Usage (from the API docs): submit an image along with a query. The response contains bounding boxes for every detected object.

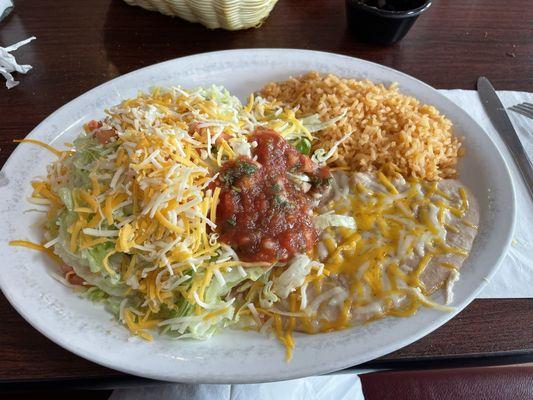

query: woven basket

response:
[123,0,279,30]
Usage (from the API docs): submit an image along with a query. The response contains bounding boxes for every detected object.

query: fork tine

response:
[508,101,533,119]
[509,105,532,116]
[514,104,533,114]
[514,103,533,112]
[520,103,533,111]
[509,102,533,111]
[509,109,530,119]
[509,106,533,119]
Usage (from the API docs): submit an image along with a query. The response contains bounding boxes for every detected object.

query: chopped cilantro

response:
[312,176,333,187]
[237,160,257,175]
[220,160,258,186]
[220,172,234,186]
[226,216,237,226]
[273,194,289,208]
[208,253,220,263]
[289,163,302,173]
[295,138,312,155]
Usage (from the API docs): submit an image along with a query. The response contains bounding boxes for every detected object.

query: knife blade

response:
[477,76,533,202]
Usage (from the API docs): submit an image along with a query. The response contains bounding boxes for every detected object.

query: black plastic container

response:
[346,0,432,45]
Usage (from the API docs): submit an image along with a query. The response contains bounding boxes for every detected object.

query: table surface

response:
[1,0,532,387]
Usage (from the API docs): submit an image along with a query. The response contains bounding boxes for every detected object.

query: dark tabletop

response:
[0,0,532,388]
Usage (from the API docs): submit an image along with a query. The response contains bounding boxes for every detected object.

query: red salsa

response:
[216,128,330,262]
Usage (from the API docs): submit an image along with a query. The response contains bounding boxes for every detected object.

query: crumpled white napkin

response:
[0,0,13,21]
[439,90,533,298]
[0,36,36,89]
[109,374,365,400]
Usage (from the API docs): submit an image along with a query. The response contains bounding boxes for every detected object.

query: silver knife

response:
[477,76,533,202]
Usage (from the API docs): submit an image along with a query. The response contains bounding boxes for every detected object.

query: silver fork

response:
[508,102,533,120]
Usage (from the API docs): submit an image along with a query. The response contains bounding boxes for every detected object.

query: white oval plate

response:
[0,49,515,383]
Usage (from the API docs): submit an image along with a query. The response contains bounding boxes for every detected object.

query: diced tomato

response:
[215,132,231,145]
[93,128,117,144]
[85,120,102,132]
[60,264,84,285]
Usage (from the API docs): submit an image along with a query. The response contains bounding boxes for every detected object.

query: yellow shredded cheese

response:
[14,138,63,157]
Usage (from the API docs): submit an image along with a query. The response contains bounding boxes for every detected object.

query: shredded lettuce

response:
[85,242,114,273]
[272,254,322,299]
[83,287,108,302]
[314,214,357,231]
[259,279,279,308]
[300,109,347,133]
[311,129,354,165]
[230,139,252,158]
[66,135,111,188]
[57,188,74,211]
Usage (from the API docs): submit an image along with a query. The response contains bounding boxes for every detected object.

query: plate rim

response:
[0,48,517,383]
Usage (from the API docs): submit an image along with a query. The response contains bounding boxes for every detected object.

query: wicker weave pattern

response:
[123,0,278,30]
